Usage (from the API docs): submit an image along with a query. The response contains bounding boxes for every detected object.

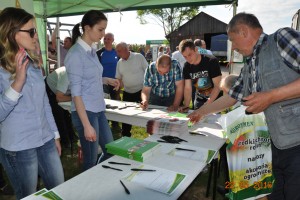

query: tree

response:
[137,7,199,37]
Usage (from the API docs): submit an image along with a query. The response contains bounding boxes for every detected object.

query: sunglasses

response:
[18,28,37,38]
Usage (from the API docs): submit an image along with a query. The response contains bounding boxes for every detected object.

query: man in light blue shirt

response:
[194,39,213,56]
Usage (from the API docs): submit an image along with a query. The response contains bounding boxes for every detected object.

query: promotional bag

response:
[218,106,274,200]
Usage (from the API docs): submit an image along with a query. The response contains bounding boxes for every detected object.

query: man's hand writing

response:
[140,100,148,110]
[178,106,190,113]
[167,105,179,112]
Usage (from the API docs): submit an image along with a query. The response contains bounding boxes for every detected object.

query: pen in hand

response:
[120,180,130,195]
[179,106,189,113]
[140,101,148,110]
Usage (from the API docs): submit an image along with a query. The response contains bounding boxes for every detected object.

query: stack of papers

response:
[146,116,189,136]
[105,137,160,162]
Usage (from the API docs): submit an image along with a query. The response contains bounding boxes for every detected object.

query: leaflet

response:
[167,144,216,164]
[21,188,63,200]
[123,164,186,195]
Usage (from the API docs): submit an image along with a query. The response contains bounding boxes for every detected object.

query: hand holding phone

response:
[242,99,253,115]
[22,51,34,64]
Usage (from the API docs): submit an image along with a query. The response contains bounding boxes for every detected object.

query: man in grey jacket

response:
[188,13,300,200]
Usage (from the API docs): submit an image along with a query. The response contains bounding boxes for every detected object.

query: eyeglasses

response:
[18,28,37,38]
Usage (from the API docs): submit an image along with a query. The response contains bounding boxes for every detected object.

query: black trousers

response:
[268,142,300,200]
[121,90,142,137]
[45,80,75,146]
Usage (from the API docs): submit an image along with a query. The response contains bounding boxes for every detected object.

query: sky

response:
[48,0,300,45]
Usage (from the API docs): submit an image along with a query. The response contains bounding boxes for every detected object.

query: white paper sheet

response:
[122,164,187,195]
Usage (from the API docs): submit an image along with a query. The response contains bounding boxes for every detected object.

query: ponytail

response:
[71,23,81,45]
[71,10,107,45]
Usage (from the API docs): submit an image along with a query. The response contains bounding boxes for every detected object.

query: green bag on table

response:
[218,106,274,200]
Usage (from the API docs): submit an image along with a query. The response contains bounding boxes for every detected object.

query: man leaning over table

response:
[188,12,300,200]
[178,39,222,112]
[140,54,184,112]
[115,42,148,137]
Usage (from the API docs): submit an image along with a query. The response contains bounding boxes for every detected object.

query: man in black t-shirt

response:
[178,39,222,111]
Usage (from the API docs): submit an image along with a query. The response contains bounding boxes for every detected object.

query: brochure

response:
[106,137,160,162]
[21,189,63,200]
[123,164,186,195]
[167,144,216,164]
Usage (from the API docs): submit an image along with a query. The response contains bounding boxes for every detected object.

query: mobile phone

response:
[242,99,253,115]
[22,51,34,64]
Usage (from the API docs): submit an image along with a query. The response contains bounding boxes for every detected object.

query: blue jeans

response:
[0,139,64,200]
[268,142,300,200]
[71,111,114,171]
[149,93,175,107]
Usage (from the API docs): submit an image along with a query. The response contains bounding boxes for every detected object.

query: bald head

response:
[116,42,130,60]
[116,42,128,49]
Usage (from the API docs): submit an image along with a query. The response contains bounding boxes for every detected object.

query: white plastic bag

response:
[218,106,274,200]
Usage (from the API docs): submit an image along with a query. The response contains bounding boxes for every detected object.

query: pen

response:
[108,161,131,166]
[157,140,169,143]
[173,136,187,142]
[157,140,179,144]
[148,106,163,109]
[175,147,196,152]
[131,168,156,172]
[102,165,123,171]
[189,131,208,136]
[120,180,130,195]
[180,106,189,112]
[242,99,253,115]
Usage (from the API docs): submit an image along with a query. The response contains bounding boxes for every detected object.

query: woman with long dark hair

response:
[65,10,119,171]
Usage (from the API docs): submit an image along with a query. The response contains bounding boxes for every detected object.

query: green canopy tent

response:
[33,0,237,17]
[1,0,238,73]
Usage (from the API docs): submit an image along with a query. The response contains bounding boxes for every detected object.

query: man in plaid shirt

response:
[140,55,183,112]
[188,13,300,200]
